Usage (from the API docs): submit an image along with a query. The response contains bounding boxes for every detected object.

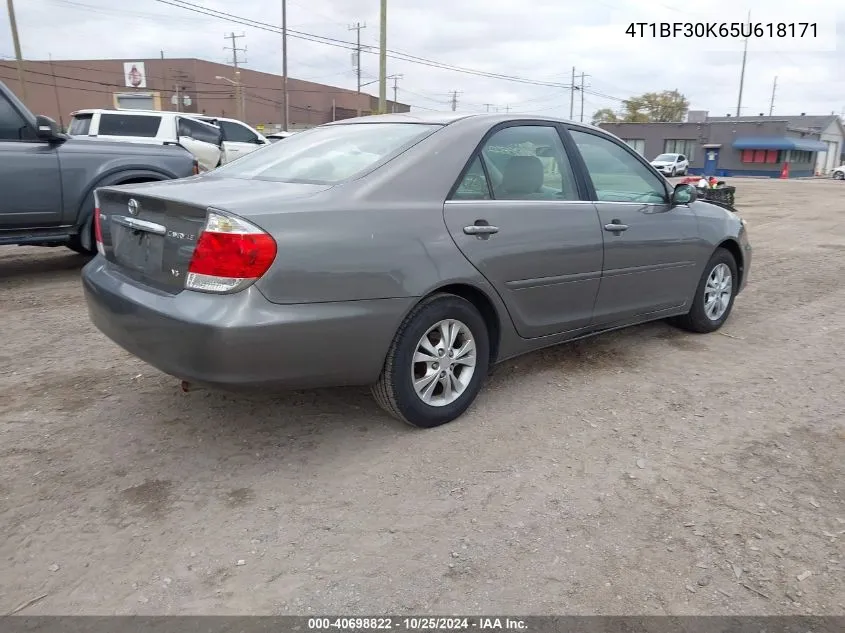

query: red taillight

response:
[186,210,277,294]
[93,193,105,256]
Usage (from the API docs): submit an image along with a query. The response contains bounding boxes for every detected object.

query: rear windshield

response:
[97,113,162,138]
[68,113,93,135]
[212,122,441,184]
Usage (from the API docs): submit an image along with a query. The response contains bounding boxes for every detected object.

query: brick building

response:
[0,57,410,131]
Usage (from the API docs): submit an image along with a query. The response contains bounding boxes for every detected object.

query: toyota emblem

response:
[127,199,139,216]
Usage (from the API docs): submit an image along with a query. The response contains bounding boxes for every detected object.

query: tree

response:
[621,90,689,123]
[591,108,618,125]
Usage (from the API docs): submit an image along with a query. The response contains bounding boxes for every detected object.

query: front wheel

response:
[372,293,490,428]
[672,248,738,333]
[833,172,844,180]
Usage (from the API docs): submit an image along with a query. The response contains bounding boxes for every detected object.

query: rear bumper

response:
[82,258,414,390]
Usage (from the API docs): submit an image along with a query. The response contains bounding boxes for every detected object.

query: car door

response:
[218,120,266,163]
[176,116,223,171]
[567,128,701,326]
[0,94,62,228]
[443,123,604,339]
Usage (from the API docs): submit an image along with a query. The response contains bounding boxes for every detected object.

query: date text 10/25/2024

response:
[625,22,818,39]
[307,617,528,630]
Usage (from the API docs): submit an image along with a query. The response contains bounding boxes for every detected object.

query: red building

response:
[0,57,410,131]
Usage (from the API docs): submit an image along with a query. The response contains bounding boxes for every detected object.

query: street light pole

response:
[378,0,387,114]
[281,0,289,131]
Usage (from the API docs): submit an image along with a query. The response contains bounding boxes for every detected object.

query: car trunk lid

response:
[96,176,330,293]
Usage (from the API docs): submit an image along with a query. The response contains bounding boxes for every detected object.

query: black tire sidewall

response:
[391,297,490,428]
[688,249,739,332]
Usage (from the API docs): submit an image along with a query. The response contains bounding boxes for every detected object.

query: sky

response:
[2,0,843,121]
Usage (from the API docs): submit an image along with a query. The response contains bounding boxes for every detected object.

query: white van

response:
[67,109,270,171]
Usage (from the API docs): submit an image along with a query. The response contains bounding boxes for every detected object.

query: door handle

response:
[604,221,629,233]
[464,224,499,235]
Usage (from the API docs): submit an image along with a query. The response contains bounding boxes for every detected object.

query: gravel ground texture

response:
[1,178,843,616]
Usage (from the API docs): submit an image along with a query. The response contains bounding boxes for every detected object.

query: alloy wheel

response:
[411,319,477,406]
[704,263,733,321]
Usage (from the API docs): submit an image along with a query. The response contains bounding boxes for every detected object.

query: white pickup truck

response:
[67,109,270,172]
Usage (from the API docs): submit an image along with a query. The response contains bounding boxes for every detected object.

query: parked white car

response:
[832,164,845,180]
[67,109,269,171]
[650,152,689,177]
[266,130,296,143]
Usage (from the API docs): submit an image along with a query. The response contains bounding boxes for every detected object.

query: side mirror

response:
[672,183,697,206]
[35,115,62,141]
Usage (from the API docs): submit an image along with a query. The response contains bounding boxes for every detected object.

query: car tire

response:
[833,172,844,180]
[672,248,739,334]
[670,167,676,177]
[372,293,490,428]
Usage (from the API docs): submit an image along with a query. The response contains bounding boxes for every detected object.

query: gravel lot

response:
[1,178,843,616]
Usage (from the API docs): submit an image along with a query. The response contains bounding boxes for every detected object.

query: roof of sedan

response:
[326,111,602,130]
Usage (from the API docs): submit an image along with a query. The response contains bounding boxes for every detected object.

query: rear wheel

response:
[834,171,844,180]
[672,248,738,333]
[372,293,490,428]
[66,213,95,256]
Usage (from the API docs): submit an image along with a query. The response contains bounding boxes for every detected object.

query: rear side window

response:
[68,113,93,135]
[178,117,221,146]
[98,113,161,138]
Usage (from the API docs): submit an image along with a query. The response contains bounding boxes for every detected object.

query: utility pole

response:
[569,66,576,120]
[483,103,494,112]
[768,76,777,116]
[348,22,366,93]
[388,74,403,112]
[449,90,462,111]
[736,10,750,117]
[6,0,27,102]
[281,1,289,131]
[578,72,590,122]
[224,32,247,121]
[378,0,387,114]
[47,53,63,128]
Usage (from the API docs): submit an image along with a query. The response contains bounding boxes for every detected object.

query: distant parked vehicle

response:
[83,112,752,428]
[67,109,270,170]
[650,152,689,177]
[832,164,844,180]
[266,131,295,143]
[0,81,198,254]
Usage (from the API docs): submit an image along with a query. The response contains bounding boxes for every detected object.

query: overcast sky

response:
[2,0,843,120]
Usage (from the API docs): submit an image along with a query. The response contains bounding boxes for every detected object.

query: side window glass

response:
[452,156,491,200]
[68,114,93,136]
[569,130,667,204]
[220,121,258,143]
[678,155,686,162]
[479,125,578,201]
[98,114,161,138]
[0,97,35,141]
[178,118,221,146]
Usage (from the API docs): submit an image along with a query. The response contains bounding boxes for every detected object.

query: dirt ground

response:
[1,178,843,616]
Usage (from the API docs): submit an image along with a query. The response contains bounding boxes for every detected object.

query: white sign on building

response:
[123,62,147,88]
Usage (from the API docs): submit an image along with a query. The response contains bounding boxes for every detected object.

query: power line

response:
[150,0,569,88]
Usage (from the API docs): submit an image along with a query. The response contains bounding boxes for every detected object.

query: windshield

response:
[213,122,441,184]
[654,154,677,162]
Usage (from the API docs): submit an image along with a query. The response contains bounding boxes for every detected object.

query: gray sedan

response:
[82,112,752,428]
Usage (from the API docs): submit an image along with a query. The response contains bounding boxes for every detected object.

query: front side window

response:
[467,125,579,201]
[213,122,440,184]
[0,96,35,141]
[97,113,161,138]
[220,121,259,143]
[570,129,668,204]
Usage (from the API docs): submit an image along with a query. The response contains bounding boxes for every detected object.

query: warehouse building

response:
[600,112,844,178]
[0,57,410,132]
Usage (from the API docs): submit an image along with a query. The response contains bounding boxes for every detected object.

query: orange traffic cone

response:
[779,162,790,179]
